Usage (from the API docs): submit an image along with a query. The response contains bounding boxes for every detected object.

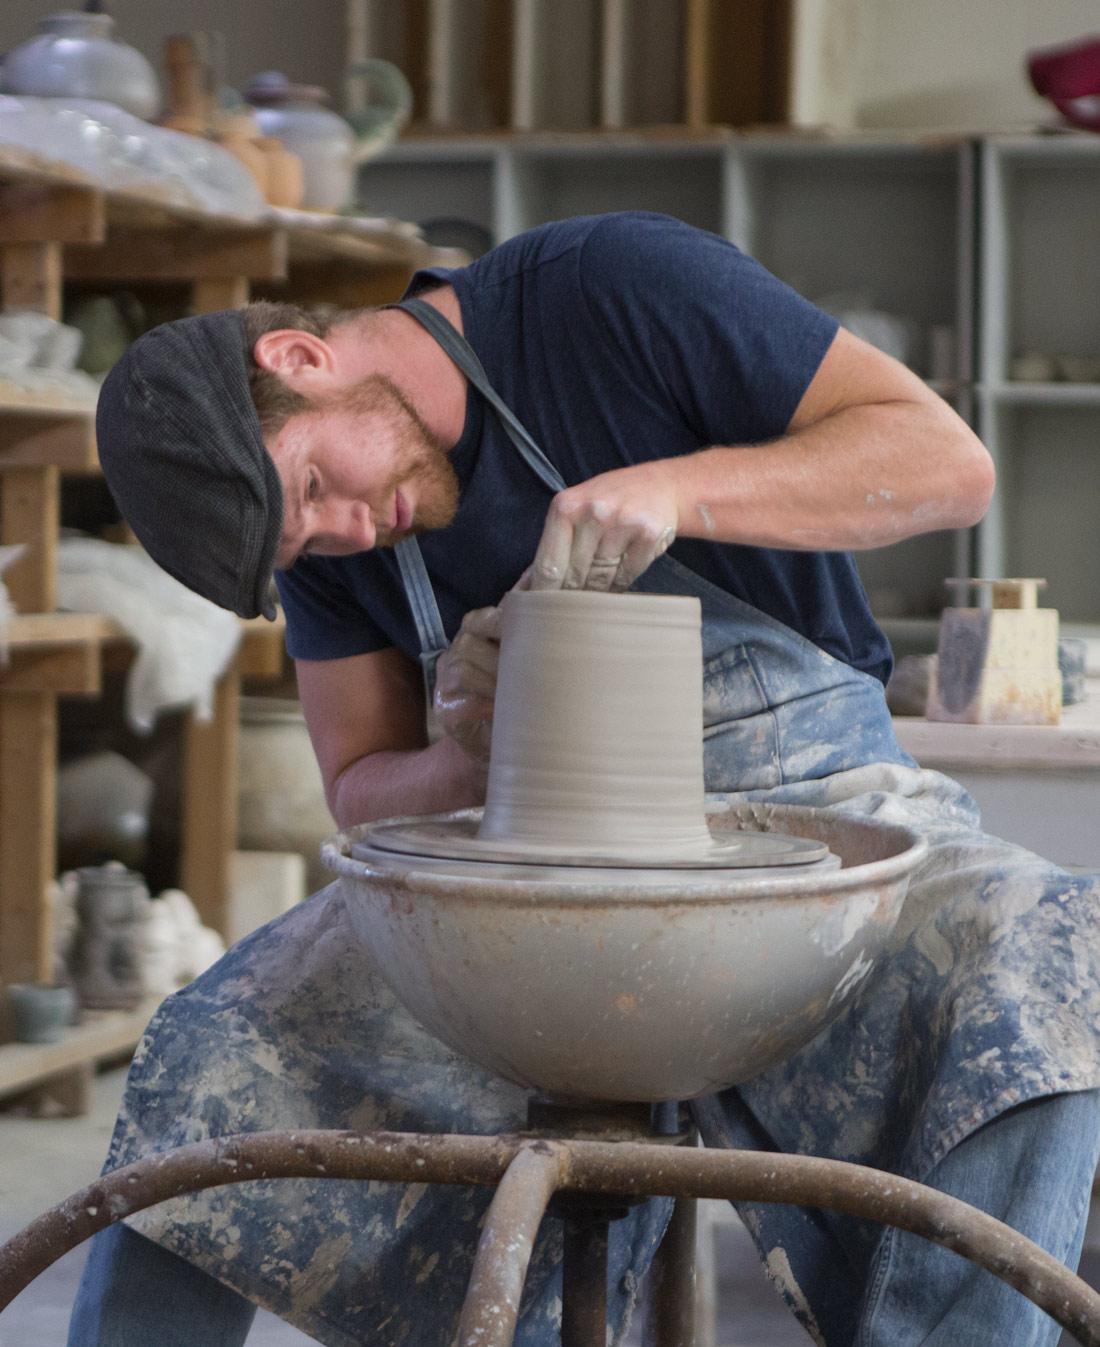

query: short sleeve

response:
[275,556,393,661]
[576,213,839,447]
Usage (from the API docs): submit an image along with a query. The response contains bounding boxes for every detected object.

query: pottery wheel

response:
[358,813,833,870]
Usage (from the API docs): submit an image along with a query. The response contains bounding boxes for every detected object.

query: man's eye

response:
[307,472,319,500]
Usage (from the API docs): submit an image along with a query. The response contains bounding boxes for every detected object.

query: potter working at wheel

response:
[75,213,1100,1347]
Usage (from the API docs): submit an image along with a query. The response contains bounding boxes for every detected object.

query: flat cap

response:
[96,309,283,620]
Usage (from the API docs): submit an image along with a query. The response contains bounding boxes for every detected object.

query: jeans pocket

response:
[702,643,768,726]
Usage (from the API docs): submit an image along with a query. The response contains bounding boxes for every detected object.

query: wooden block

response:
[0,182,106,246]
[927,607,1063,725]
[982,607,1059,671]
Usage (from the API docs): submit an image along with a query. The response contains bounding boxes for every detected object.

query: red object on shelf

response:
[1028,33,1100,131]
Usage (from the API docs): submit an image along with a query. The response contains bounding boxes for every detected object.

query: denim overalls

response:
[101,304,1100,1347]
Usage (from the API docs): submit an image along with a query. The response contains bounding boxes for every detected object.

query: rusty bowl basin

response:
[322,802,927,1103]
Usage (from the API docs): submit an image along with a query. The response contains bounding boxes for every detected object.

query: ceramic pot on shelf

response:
[7,983,76,1044]
[0,7,161,121]
[211,109,271,198]
[69,862,150,1010]
[256,137,305,209]
[244,62,412,212]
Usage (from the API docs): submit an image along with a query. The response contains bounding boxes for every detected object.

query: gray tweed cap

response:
[95,310,283,620]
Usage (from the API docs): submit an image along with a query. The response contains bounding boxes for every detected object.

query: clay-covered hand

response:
[523,465,678,592]
[432,605,502,762]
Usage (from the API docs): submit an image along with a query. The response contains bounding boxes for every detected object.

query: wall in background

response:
[855,0,1100,130]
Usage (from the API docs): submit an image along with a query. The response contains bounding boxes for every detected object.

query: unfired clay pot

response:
[479,590,713,861]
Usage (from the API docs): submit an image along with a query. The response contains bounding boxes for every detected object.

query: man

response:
[71,212,1100,1347]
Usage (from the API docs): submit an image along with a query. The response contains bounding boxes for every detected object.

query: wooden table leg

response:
[179,656,242,939]
[0,691,57,988]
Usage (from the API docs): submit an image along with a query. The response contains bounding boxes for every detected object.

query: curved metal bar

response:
[0,1129,1098,1346]
[455,1143,567,1347]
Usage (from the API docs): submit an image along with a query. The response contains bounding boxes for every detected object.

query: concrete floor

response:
[1,1065,1097,1346]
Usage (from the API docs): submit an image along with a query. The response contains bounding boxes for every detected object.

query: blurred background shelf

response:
[0,154,453,1096]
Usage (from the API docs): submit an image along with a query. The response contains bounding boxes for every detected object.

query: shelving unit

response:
[977,134,1100,623]
[0,144,455,1096]
[359,127,979,616]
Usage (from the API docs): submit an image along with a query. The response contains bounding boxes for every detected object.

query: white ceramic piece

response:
[0,12,160,120]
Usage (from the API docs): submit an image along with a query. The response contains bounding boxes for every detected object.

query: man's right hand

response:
[432,605,502,762]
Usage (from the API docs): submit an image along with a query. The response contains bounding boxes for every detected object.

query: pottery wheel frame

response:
[3,1121,1100,1347]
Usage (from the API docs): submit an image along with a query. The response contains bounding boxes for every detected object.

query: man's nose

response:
[344,500,376,550]
[320,499,375,553]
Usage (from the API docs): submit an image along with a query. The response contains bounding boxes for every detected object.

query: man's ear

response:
[252,329,339,393]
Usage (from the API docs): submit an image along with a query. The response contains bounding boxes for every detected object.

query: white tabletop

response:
[893,677,1100,771]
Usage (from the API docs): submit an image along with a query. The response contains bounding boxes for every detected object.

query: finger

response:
[612,523,676,591]
[459,605,502,642]
[436,653,497,701]
[560,509,610,589]
[527,503,576,590]
[451,715,494,763]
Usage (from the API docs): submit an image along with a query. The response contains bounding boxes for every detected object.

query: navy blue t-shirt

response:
[276,212,892,685]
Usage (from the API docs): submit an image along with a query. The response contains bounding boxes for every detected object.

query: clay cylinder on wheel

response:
[478,590,713,861]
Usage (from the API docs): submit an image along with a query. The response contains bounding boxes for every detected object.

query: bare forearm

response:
[669,399,994,552]
[327,733,488,828]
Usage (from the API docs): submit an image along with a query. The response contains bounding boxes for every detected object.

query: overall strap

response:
[394,297,568,494]
[394,536,447,655]
[391,293,573,664]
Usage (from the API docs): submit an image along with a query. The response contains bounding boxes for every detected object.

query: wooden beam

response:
[180,657,242,937]
[66,227,288,283]
[257,260,415,309]
[0,182,107,246]
[0,692,56,985]
[192,276,250,314]
[0,242,63,320]
[0,413,98,472]
[1,465,59,612]
[0,644,101,695]
[685,0,710,128]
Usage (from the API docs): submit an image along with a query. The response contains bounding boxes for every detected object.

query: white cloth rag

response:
[57,538,241,732]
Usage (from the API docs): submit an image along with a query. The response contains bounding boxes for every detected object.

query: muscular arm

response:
[296,645,488,828]
[528,326,996,589]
